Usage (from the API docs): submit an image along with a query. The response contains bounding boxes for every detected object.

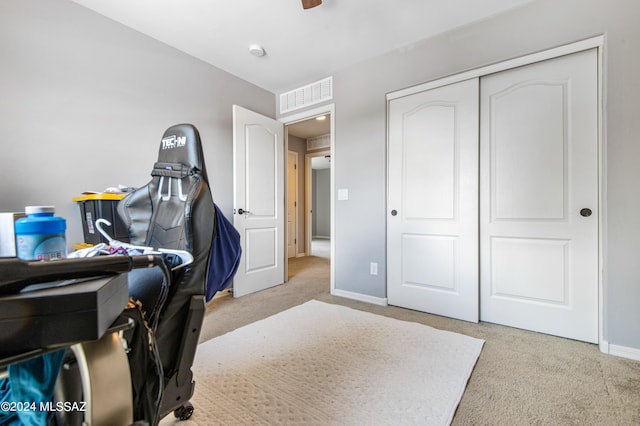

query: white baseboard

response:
[332,288,388,306]
[600,340,640,361]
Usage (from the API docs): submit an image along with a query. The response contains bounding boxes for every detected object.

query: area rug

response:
[160,300,484,425]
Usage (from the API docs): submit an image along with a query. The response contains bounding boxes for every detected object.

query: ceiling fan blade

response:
[302,0,322,9]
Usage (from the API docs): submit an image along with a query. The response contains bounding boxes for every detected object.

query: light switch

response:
[338,188,349,201]
[370,262,378,275]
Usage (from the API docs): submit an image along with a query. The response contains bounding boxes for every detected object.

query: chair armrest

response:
[0,255,164,295]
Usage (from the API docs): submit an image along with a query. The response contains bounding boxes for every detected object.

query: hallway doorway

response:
[284,109,333,286]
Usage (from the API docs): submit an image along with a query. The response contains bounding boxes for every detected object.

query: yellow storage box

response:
[72,193,130,245]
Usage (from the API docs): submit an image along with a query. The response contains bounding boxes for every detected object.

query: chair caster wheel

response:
[174,402,194,421]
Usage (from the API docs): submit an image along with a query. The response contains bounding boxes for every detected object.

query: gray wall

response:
[280,0,640,351]
[312,169,330,238]
[4,0,639,351]
[0,0,274,248]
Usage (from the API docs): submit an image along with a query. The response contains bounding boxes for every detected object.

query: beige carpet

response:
[162,255,640,424]
[161,300,483,425]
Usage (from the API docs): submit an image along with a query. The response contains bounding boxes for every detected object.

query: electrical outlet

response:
[370,262,378,276]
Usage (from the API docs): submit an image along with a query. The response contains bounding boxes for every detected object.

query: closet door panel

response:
[388,78,479,322]
[480,49,599,343]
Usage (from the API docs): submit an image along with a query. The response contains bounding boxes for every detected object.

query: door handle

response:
[580,208,592,217]
[238,208,250,215]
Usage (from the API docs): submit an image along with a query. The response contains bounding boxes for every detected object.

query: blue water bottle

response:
[15,206,67,260]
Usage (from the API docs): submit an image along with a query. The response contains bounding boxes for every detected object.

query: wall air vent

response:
[279,76,332,114]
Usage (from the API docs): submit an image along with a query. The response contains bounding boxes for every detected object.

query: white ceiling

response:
[71,0,533,94]
[287,114,330,139]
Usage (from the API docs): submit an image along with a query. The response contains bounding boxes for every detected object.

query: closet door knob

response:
[580,208,592,217]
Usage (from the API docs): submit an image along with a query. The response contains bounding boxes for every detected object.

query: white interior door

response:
[233,105,285,297]
[287,151,298,259]
[387,78,479,322]
[480,49,599,343]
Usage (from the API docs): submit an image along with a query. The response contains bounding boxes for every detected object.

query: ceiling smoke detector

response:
[248,44,266,57]
[301,0,322,9]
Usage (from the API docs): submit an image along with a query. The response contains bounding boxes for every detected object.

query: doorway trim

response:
[386,35,607,352]
[287,150,299,259]
[280,103,336,295]
[387,36,604,100]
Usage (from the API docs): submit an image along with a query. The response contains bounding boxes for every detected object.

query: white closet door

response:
[387,78,479,322]
[480,49,598,343]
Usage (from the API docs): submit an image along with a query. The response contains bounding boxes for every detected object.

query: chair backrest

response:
[117,124,215,373]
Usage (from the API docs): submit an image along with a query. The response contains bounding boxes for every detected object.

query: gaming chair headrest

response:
[157,124,208,181]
